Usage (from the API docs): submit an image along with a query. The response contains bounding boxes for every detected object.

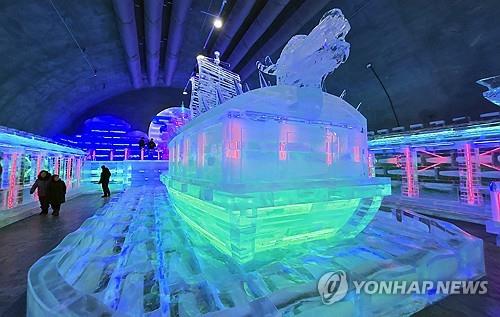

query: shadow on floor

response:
[0,193,109,317]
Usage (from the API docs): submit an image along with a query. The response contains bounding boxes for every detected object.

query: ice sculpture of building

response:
[166,9,391,263]
[148,106,191,158]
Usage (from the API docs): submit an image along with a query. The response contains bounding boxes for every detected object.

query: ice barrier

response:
[27,184,485,316]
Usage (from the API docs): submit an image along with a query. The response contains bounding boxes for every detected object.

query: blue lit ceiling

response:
[0,0,499,137]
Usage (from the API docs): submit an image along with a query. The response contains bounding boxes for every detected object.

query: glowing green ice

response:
[166,86,391,263]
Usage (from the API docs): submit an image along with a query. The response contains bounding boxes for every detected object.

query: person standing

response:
[139,137,146,150]
[147,138,156,159]
[30,170,51,215]
[98,165,111,198]
[47,174,66,216]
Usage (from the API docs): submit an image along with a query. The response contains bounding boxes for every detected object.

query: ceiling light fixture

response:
[213,17,223,29]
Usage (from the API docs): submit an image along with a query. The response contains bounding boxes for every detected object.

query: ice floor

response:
[27,183,485,317]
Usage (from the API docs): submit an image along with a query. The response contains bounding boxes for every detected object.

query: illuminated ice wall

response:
[0,126,85,226]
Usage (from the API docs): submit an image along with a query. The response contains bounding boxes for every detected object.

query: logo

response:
[318,270,348,305]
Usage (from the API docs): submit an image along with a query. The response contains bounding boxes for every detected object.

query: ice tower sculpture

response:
[189,52,242,118]
[166,9,391,263]
[477,75,500,106]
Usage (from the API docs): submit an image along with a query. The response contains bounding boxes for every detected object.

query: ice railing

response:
[0,125,84,155]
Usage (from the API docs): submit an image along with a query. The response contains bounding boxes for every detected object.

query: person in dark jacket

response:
[139,137,146,150]
[47,174,66,216]
[147,138,156,158]
[98,165,111,197]
[30,170,51,215]
[147,138,156,150]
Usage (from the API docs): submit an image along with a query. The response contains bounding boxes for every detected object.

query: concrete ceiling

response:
[0,0,499,137]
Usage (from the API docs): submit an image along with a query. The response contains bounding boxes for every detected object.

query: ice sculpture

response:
[257,8,350,89]
[477,75,500,105]
[166,8,391,263]
[27,184,485,316]
[189,52,242,118]
[26,8,486,317]
[148,106,191,156]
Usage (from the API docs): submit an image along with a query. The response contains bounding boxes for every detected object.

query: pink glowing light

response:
[7,153,18,209]
[353,146,361,163]
[279,142,287,161]
[481,162,500,171]
[404,147,417,198]
[495,192,500,222]
[464,143,475,205]
[36,155,42,176]
[418,150,448,171]
[197,133,206,167]
[479,147,500,157]
[54,157,60,175]
[183,138,190,165]
[325,130,336,165]
[368,152,375,177]
[225,121,241,160]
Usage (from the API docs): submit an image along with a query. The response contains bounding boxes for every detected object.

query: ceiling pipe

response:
[238,0,328,81]
[112,0,143,88]
[212,0,255,56]
[226,0,290,70]
[164,0,193,86]
[144,0,164,86]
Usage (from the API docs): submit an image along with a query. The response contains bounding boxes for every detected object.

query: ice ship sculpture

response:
[166,9,390,263]
[477,75,500,106]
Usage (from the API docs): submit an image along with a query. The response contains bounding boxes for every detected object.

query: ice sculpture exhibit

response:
[23,7,487,317]
[166,8,390,263]
[0,126,85,227]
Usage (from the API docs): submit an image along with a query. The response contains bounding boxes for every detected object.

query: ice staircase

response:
[128,160,168,185]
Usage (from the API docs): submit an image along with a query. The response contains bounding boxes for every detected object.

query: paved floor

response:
[0,194,109,317]
[0,194,498,316]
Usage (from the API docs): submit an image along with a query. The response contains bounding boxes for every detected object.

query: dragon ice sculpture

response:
[257,8,351,89]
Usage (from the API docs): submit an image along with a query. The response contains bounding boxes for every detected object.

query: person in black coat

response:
[147,138,156,159]
[48,174,66,216]
[98,165,111,198]
[139,137,146,150]
[30,170,52,215]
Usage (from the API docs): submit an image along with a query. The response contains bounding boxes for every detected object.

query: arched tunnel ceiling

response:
[0,0,499,137]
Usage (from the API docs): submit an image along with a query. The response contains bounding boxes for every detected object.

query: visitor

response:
[147,138,156,158]
[47,174,66,216]
[30,170,51,215]
[139,137,145,150]
[98,165,111,198]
